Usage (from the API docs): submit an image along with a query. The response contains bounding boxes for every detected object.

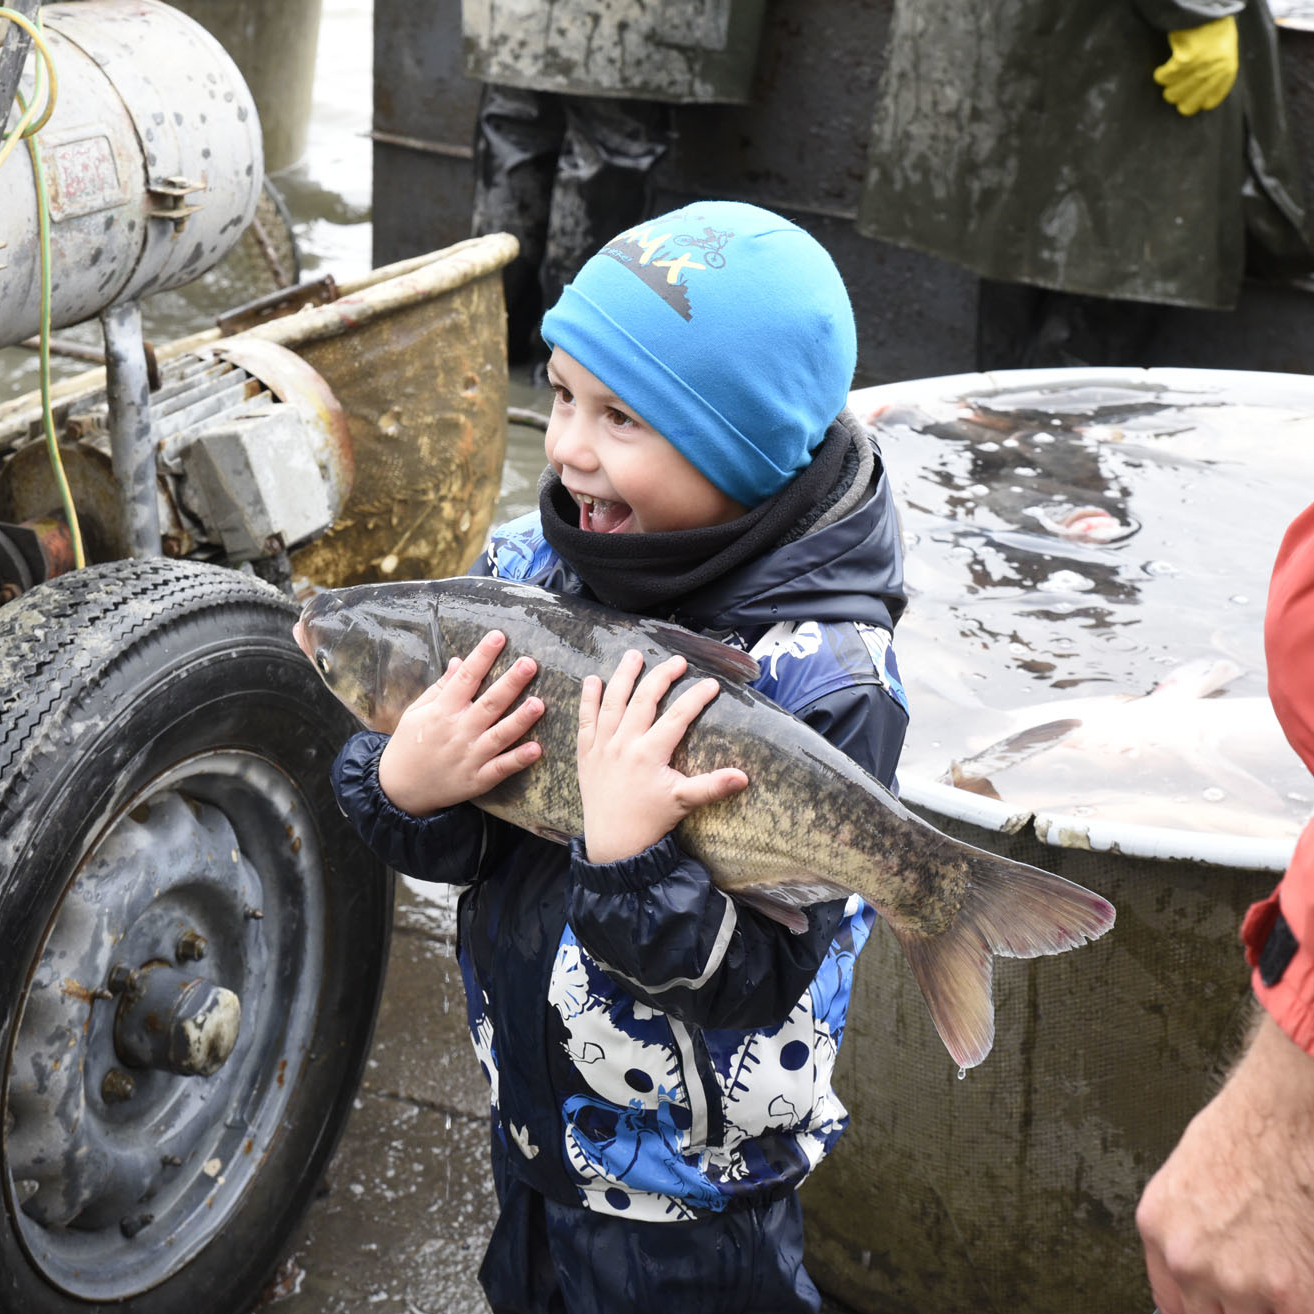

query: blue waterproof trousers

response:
[478,1140,822,1314]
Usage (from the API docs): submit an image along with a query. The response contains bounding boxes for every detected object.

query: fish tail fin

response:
[892,849,1115,1070]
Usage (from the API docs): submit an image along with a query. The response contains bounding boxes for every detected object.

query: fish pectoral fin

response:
[943,763,1003,799]
[639,620,762,684]
[1149,657,1242,699]
[733,887,811,934]
[950,718,1083,781]
[526,823,572,845]
[731,878,854,935]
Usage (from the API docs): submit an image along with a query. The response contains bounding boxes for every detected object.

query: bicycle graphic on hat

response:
[675,227,730,269]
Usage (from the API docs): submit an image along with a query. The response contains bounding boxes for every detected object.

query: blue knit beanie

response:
[540,200,857,508]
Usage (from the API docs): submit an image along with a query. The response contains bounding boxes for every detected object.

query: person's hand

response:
[377,629,544,816]
[576,649,749,864]
[1153,15,1239,117]
[1137,1010,1314,1313]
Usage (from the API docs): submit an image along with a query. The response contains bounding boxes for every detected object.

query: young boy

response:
[331,200,909,1313]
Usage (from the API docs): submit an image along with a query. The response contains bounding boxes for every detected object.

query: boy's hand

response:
[378,629,544,816]
[577,649,749,865]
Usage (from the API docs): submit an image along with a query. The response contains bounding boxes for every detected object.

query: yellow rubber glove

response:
[1153,14,1239,116]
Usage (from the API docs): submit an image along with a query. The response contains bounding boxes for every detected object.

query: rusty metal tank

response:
[282,238,515,586]
[0,0,263,345]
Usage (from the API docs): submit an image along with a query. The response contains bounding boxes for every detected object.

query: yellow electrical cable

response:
[24,109,86,569]
[0,9,57,171]
[4,13,86,569]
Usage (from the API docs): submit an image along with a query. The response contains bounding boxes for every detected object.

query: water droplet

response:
[957,1066,967,1081]
[1045,569,1095,592]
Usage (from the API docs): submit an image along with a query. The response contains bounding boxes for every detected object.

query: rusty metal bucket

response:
[0,233,516,588]
[254,238,516,587]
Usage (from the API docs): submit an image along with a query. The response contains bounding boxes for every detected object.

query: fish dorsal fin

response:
[639,620,761,684]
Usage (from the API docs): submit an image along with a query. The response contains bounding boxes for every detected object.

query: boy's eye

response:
[551,383,573,406]
[607,408,634,427]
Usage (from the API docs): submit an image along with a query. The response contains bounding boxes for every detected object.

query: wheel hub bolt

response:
[108,963,141,995]
[175,929,208,961]
[101,1069,137,1104]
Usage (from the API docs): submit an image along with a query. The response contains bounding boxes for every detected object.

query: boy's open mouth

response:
[576,493,632,533]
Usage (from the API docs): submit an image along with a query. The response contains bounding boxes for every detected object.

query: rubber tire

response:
[0,559,391,1314]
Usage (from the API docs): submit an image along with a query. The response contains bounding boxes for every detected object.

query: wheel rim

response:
[3,750,327,1300]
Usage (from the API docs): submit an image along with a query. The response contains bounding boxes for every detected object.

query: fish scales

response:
[370,581,965,925]
[297,575,1116,1069]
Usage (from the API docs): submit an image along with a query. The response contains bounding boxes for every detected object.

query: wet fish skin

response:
[940,659,1301,835]
[297,576,1115,1069]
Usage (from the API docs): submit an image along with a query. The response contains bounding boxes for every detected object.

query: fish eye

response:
[315,652,330,675]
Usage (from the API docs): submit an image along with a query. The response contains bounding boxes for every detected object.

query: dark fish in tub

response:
[295,576,1115,1069]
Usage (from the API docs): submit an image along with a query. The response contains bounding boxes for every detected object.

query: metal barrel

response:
[0,0,262,350]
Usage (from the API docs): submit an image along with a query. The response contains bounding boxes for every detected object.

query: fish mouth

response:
[571,490,633,534]
[295,590,344,665]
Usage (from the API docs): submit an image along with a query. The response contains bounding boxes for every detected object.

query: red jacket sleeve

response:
[1242,501,1314,1053]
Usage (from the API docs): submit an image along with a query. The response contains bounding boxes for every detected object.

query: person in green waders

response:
[857,2,1314,369]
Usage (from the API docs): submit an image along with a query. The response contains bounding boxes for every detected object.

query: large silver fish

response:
[940,659,1305,836]
[295,576,1115,1069]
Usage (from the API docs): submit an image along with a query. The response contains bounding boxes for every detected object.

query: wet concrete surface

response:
[263,878,857,1313]
[261,882,495,1313]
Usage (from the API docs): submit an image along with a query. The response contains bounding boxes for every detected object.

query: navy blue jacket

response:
[332,421,908,1222]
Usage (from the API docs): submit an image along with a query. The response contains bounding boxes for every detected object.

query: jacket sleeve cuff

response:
[1134,0,1242,32]
[568,832,683,893]
[332,731,476,875]
[1244,882,1314,1059]
[334,732,439,831]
